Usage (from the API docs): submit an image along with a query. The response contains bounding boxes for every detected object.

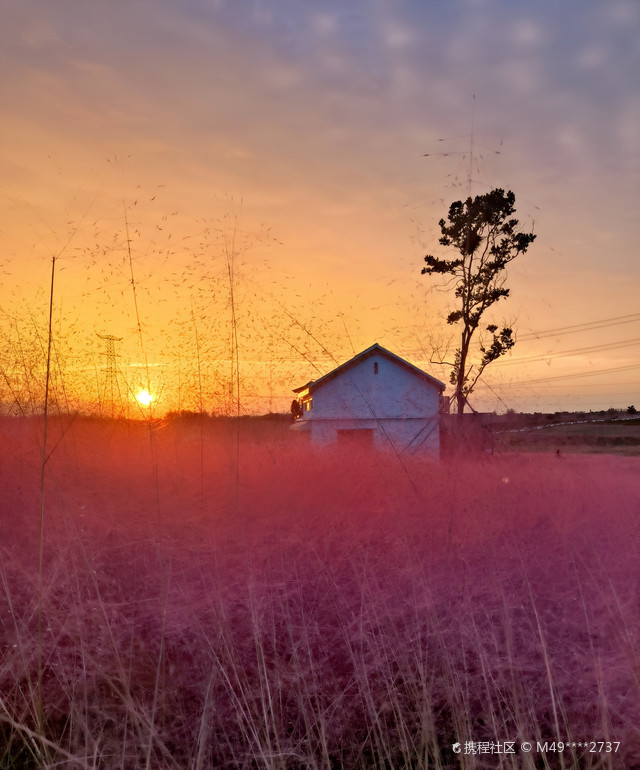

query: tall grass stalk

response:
[224,216,242,504]
[572,553,616,770]
[518,547,567,770]
[145,559,171,770]
[36,253,56,762]
[191,299,206,510]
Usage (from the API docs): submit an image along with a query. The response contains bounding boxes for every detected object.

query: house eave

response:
[292,381,315,394]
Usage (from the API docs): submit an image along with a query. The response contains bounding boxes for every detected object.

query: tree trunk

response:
[455,333,470,425]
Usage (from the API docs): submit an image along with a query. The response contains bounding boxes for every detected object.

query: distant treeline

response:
[477,408,635,431]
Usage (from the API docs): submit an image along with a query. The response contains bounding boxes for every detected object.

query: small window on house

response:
[373,361,378,374]
[304,399,313,411]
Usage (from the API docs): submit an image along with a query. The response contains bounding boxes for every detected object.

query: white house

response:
[291,343,447,456]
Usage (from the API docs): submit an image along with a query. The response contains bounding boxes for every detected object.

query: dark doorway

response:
[336,428,375,446]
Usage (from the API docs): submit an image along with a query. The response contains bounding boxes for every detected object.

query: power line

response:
[518,313,640,341]
[476,381,638,395]
[523,380,639,390]
[495,337,640,367]
[496,362,640,387]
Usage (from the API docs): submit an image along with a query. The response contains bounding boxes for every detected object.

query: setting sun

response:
[136,389,154,407]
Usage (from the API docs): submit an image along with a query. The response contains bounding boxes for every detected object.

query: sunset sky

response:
[1,0,638,415]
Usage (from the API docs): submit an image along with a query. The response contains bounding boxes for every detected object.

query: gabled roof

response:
[293,343,446,394]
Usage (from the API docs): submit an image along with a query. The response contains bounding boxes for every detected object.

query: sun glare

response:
[136,389,154,406]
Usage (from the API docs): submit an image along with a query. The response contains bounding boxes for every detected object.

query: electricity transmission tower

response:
[97,333,123,416]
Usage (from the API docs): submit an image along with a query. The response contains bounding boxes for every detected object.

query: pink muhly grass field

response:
[0,415,639,769]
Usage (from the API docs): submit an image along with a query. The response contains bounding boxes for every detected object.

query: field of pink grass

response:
[1,415,639,769]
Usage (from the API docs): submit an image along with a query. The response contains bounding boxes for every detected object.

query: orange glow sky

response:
[1,0,638,415]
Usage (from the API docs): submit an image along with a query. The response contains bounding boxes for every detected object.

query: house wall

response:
[309,355,440,420]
